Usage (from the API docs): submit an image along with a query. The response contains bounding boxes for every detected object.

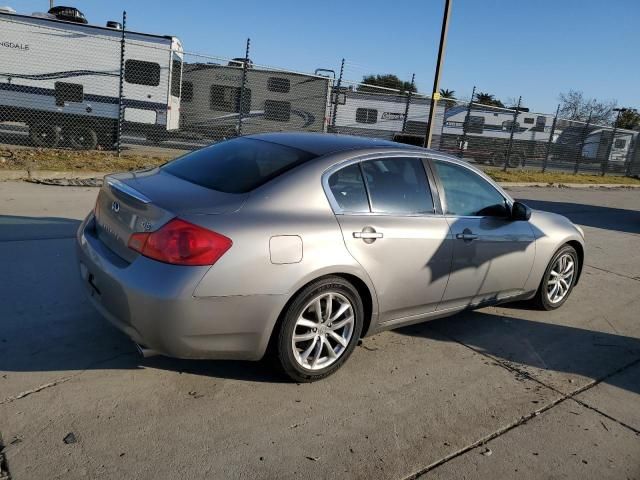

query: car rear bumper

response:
[76,213,286,361]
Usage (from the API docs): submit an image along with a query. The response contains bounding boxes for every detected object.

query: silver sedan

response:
[76,133,585,382]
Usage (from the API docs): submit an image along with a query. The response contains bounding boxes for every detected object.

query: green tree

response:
[439,88,456,99]
[475,92,505,108]
[358,74,416,94]
[615,109,640,130]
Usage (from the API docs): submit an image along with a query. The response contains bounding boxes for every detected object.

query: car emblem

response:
[111,201,120,213]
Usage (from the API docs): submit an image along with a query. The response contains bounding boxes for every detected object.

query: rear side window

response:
[361,158,433,214]
[162,138,316,194]
[328,164,369,213]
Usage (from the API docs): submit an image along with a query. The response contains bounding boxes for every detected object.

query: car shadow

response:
[397,310,640,395]
[517,198,640,235]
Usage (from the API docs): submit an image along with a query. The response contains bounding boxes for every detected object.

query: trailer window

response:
[502,120,520,131]
[264,100,291,122]
[614,139,626,149]
[181,81,193,102]
[356,108,378,124]
[210,85,251,113]
[267,77,290,93]
[523,117,534,124]
[125,60,161,87]
[464,116,484,134]
[54,82,83,106]
[535,116,547,131]
[171,58,182,97]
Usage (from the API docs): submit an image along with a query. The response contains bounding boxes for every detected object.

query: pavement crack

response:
[0,351,136,405]
[585,264,640,282]
[405,328,640,477]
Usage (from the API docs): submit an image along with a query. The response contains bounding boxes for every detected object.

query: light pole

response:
[423,0,452,149]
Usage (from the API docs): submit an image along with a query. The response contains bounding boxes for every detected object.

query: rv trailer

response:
[440,104,558,166]
[331,90,446,141]
[180,63,332,139]
[0,6,183,150]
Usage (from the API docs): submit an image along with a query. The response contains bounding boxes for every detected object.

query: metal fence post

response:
[573,113,591,175]
[503,96,521,172]
[458,85,475,158]
[116,11,126,157]
[542,104,559,173]
[331,58,345,130]
[237,38,250,136]
[401,73,415,133]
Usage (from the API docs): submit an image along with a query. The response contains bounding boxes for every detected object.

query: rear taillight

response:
[128,218,232,266]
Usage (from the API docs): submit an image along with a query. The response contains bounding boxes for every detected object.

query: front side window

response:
[356,108,378,124]
[328,164,369,213]
[125,60,161,86]
[434,160,508,217]
[361,158,433,214]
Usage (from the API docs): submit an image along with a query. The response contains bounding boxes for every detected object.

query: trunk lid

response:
[94,168,248,262]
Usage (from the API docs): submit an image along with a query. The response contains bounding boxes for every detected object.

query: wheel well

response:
[268,273,374,354]
[566,240,584,285]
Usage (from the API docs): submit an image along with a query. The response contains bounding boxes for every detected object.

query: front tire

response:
[276,276,363,382]
[533,244,579,310]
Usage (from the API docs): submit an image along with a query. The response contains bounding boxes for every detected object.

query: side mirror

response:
[511,201,531,221]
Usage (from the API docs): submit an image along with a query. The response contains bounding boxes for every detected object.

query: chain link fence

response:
[1,10,638,177]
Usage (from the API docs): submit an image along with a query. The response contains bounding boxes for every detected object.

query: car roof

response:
[246,132,428,156]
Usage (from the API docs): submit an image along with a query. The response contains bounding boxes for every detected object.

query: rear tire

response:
[532,244,579,310]
[66,126,98,150]
[29,122,60,148]
[276,276,363,382]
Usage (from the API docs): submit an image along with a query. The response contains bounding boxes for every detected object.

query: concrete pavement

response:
[0,182,639,479]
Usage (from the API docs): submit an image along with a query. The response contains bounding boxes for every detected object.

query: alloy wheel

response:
[291,292,355,370]
[546,253,575,304]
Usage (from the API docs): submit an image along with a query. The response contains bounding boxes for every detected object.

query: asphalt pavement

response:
[0,182,639,479]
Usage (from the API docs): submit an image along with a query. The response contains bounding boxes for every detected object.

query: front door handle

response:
[456,231,479,241]
[353,231,383,239]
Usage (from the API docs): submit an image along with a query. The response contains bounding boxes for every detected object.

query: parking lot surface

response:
[1,182,639,479]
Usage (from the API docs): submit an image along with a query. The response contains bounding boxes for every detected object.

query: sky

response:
[5,0,639,113]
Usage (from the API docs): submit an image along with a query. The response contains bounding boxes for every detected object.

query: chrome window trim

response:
[322,151,439,218]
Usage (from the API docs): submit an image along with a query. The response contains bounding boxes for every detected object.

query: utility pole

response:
[423,0,452,149]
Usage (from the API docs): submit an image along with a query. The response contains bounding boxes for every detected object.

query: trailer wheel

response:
[490,152,524,168]
[66,126,98,150]
[29,123,61,148]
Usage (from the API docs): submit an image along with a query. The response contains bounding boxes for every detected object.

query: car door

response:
[430,159,536,310]
[326,155,452,327]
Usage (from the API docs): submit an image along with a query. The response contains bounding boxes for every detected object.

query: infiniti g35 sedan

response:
[76,133,585,382]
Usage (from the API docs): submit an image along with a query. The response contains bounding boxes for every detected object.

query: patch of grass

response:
[484,167,640,185]
[0,147,171,172]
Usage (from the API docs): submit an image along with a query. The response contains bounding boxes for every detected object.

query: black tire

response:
[508,153,524,168]
[276,276,364,382]
[532,244,579,311]
[29,123,60,148]
[66,126,98,150]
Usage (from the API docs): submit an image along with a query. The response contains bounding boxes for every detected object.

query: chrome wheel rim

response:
[547,253,575,304]
[292,292,355,371]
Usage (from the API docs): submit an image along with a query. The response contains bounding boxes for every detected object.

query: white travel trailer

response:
[331,90,445,140]
[440,104,558,165]
[0,6,183,149]
[180,63,331,139]
[581,128,637,164]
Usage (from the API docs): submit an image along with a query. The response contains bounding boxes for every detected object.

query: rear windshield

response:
[162,138,317,193]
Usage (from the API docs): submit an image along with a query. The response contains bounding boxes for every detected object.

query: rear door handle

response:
[353,231,383,239]
[456,232,478,241]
